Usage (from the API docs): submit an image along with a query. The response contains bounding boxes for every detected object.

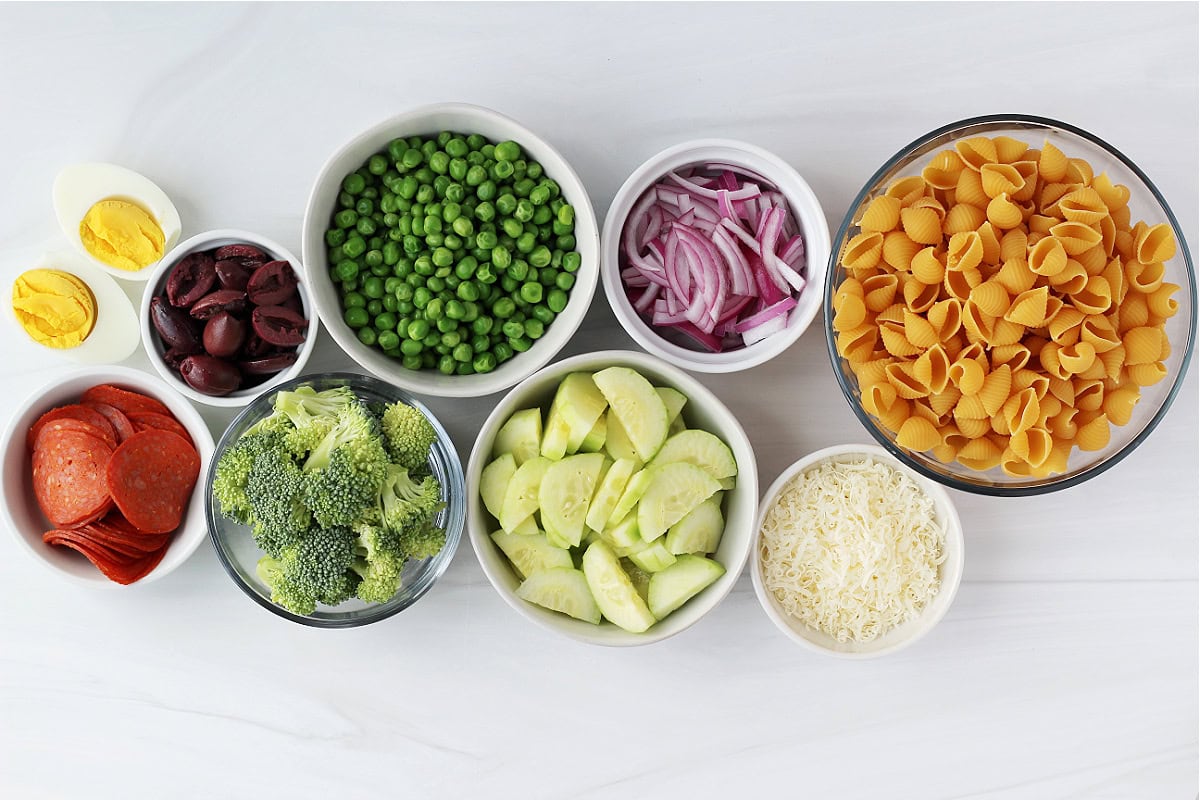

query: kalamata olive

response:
[240,351,298,375]
[151,296,203,353]
[162,347,190,370]
[179,355,242,396]
[246,260,299,306]
[279,292,305,315]
[251,305,308,346]
[212,243,266,261]
[166,252,216,308]
[214,259,255,291]
[189,289,248,320]
[241,330,272,358]
[203,312,246,358]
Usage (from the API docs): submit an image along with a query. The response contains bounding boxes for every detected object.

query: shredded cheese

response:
[759,456,945,643]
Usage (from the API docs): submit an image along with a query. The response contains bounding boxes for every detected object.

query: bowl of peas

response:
[302,103,600,398]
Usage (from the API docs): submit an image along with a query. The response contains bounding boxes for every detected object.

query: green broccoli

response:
[211,430,287,525]
[378,463,444,538]
[301,402,390,528]
[244,446,312,558]
[349,525,406,604]
[380,401,439,472]
[255,526,359,615]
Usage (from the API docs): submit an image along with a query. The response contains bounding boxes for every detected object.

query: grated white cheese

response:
[759,456,945,643]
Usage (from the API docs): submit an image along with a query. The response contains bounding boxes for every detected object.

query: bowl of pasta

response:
[825,114,1196,495]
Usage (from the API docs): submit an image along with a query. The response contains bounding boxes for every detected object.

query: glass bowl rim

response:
[823,113,1198,497]
[205,370,465,627]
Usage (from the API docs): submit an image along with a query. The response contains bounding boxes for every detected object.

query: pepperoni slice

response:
[32,430,114,528]
[81,384,172,418]
[126,411,194,448]
[89,513,171,552]
[44,529,138,566]
[43,530,167,585]
[28,404,117,450]
[32,417,117,451]
[83,401,137,442]
[106,430,200,534]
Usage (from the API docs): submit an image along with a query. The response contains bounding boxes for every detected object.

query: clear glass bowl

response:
[825,115,1197,496]
[205,372,465,627]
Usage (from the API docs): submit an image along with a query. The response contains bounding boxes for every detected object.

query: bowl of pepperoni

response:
[826,115,1196,496]
[0,365,214,586]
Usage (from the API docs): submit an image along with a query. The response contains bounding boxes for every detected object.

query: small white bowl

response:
[302,102,599,398]
[751,444,964,658]
[140,229,319,408]
[601,139,831,373]
[0,365,215,588]
[467,350,759,646]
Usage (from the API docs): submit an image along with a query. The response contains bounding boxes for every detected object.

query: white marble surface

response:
[1,3,1197,798]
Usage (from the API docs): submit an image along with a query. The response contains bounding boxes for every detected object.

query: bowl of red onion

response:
[601,140,830,372]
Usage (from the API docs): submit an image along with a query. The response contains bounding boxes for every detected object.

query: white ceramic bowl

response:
[751,444,964,658]
[601,139,831,373]
[467,350,759,646]
[301,102,599,398]
[140,229,319,408]
[0,365,215,588]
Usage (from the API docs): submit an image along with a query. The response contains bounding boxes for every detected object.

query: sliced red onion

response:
[733,296,798,333]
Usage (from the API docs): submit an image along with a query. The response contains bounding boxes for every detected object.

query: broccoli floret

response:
[380,402,439,472]
[396,517,447,561]
[378,464,444,537]
[301,403,390,528]
[244,446,312,558]
[211,431,287,525]
[255,526,358,615]
[349,524,406,604]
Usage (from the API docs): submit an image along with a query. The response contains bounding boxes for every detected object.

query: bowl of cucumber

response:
[467,350,758,646]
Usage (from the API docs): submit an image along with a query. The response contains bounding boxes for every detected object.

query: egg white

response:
[53,163,182,282]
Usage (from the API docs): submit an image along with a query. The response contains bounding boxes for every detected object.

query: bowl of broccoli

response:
[205,372,464,626]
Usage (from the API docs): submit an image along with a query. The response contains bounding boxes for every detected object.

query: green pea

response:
[450,343,472,363]
[465,165,487,186]
[538,268,557,287]
[443,233,463,251]
[469,352,495,373]
[514,178,535,198]
[524,318,545,339]
[465,133,485,150]
[476,263,497,284]
[493,297,516,318]
[427,275,445,293]
[357,326,377,346]
[437,355,456,375]
[472,316,494,336]
[500,320,524,339]
[445,183,466,203]
[529,185,551,206]
[401,149,423,170]
[476,180,497,201]
[556,271,576,291]
[451,216,474,237]
[360,276,382,299]
[400,338,423,356]
[557,234,576,251]
[509,335,532,353]
[426,232,444,248]
[514,198,535,222]
[491,160,515,181]
[499,275,518,294]
[475,201,495,222]
[343,306,369,328]
[563,252,582,273]
[406,319,430,340]
[445,299,466,320]
[455,256,478,280]
[426,298,444,321]
[325,228,347,247]
[493,342,513,363]
[457,281,480,302]
[491,246,512,270]
[431,247,453,268]
[367,299,383,316]
[382,295,398,313]
[383,241,401,266]
[429,151,450,174]
[520,281,543,304]
[373,311,396,331]
[335,260,359,282]
[413,287,432,308]
[507,260,529,282]
[397,217,413,236]
[532,304,555,325]
[437,318,458,334]
[439,330,461,349]
[343,291,366,309]
[343,173,366,194]
[516,232,537,255]
[495,140,521,162]
[387,138,408,161]
[416,185,435,204]
[476,230,498,249]
[533,205,553,225]
[335,209,358,229]
[502,218,524,239]
[356,198,375,216]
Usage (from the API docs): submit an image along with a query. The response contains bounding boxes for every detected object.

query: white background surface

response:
[1,3,1197,798]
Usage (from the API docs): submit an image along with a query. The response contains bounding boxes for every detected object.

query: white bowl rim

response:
[139,228,320,408]
[301,101,600,398]
[750,442,965,659]
[466,348,759,646]
[601,137,831,373]
[0,364,215,588]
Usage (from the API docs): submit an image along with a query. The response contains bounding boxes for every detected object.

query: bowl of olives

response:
[140,229,320,407]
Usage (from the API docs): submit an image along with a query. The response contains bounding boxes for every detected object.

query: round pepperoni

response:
[28,404,117,450]
[32,430,114,528]
[43,529,167,585]
[83,401,137,442]
[106,430,200,534]
[81,384,172,418]
[32,417,117,451]
[126,411,194,448]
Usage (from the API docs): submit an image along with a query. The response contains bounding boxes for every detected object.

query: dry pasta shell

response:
[1126,260,1165,294]
[1009,426,1054,468]
[862,274,900,313]
[955,137,999,171]
[956,436,1003,471]
[1099,344,1126,382]
[832,292,868,332]
[858,196,902,233]
[1074,379,1105,412]
[1092,173,1131,211]
[929,385,962,418]
[1042,437,1074,476]
[943,202,987,234]
[1099,214,1117,258]
[1058,341,1097,375]
[1004,286,1049,327]
[1080,315,1121,354]
[1050,221,1103,255]
[976,223,1002,266]
[903,279,940,313]
[1122,326,1164,365]
[1039,342,1072,381]
[989,318,1025,347]
[1113,229,1136,260]
[913,344,952,394]
[903,307,940,349]
[1014,369,1050,400]
[980,163,1025,199]
[1039,140,1070,182]
[875,396,912,434]
[836,322,878,363]
[1002,387,1041,434]
[1070,275,1113,315]
[1148,283,1180,318]
[954,168,990,209]
[1075,412,1111,452]
[910,195,947,220]
[1000,229,1029,264]
[1076,244,1108,276]
[880,321,923,357]
[1111,204,1132,230]
[885,176,927,208]
[1076,357,1108,382]
[922,149,964,191]
[911,400,944,427]
[1050,259,1089,296]
[949,356,986,396]
[954,415,992,440]
[1117,292,1151,332]
[1028,214,1059,237]
[896,416,942,452]
[851,356,888,385]
[955,392,989,421]
[1102,258,1128,307]
[1058,187,1109,226]
[882,231,923,271]
[927,299,963,340]
[931,441,959,463]
[876,302,907,324]
[1126,361,1168,387]
[996,257,1037,295]
[1048,405,1079,439]
[1103,385,1141,426]
[1010,161,1040,203]
[978,364,1013,416]
[1065,157,1094,186]
[969,280,1011,318]
[1037,182,1077,218]
[962,299,996,345]
[901,206,943,245]
[1048,375,1076,406]
[862,381,900,416]
[1028,236,1068,277]
[993,136,1029,164]
[947,231,984,272]
[991,343,1032,372]
[841,231,884,271]
[1048,306,1085,344]
[910,247,945,285]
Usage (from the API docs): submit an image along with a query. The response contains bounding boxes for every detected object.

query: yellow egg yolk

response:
[79,198,165,271]
[12,269,97,348]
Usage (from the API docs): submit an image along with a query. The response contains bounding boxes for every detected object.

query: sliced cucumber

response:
[585,457,639,533]
[582,528,602,547]
[601,513,642,550]
[582,541,657,633]
[491,531,573,578]
[607,468,654,529]
[557,373,608,451]
[647,554,726,619]
[593,367,670,462]
[604,411,641,461]
[545,527,573,549]
[628,540,677,573]
[656,386,687,426]
[612,535,649,559]
[577,412,608,453]
[718,476,736,491]
[649,429,738,480]
[515,567,602,624]
[540,395,571,461]
[669,416,687,436]
[665,495,725,555]
[511,514,539,536]
[493,408,543,466]
[637,462,721,542]
[480,453,517,521]
[538,453,606,547]
[500,456,551,533]
[622,559,652,605]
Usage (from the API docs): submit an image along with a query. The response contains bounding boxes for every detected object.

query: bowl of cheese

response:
[751,444,964,658]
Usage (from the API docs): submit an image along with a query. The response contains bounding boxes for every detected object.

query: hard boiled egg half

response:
[7,248,141,364]
[54,163,182,282]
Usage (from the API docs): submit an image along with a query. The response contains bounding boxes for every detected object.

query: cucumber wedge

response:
[647,555,726,619]
[601,513,643,549]
[604,411,641,461]
[577,412,608,453]
[593,367,670,461]
[582,541,657,633]
[622,559,653,605]
[665,495,725,555]
[637,462,721,542]
[544,527,573,550]
[480,453,517,521]
[585,457,639,533]
[607,468,654,529]
[500,456,551,533]
[516,567,602,624]
[718,476,736,491]
[669,416,687,436]
[656,386,687,426]
[540,395,572,461]
[491,531,573,578]
[612,534,649,559]
[493,408,543,466]
[649,429,738,480]
[538,453,606,547]
[511,514,539,536]
[557,373,609,452]
[628,540,677,573]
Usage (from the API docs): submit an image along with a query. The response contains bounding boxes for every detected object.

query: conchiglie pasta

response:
[859,196,902,233]
[1075,412,1111,451]
[981,163,1026,198]
[1039,141,1070,182]
[841,231,884,271]
[1122,326,1163,365]
[1126,361,1168,386]
[1148,283,1180,318]
[900,205,944,245]
[910,247,945,284]
[896,416,942,451]
[943,201,987,234]
[922,149,964,190]
[1103,385,1140,426]
[885,176,928,207]
[882,231,923,271]
[993,136,1029,164]
[1058,187,1109,225]
[861,273,900,313]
